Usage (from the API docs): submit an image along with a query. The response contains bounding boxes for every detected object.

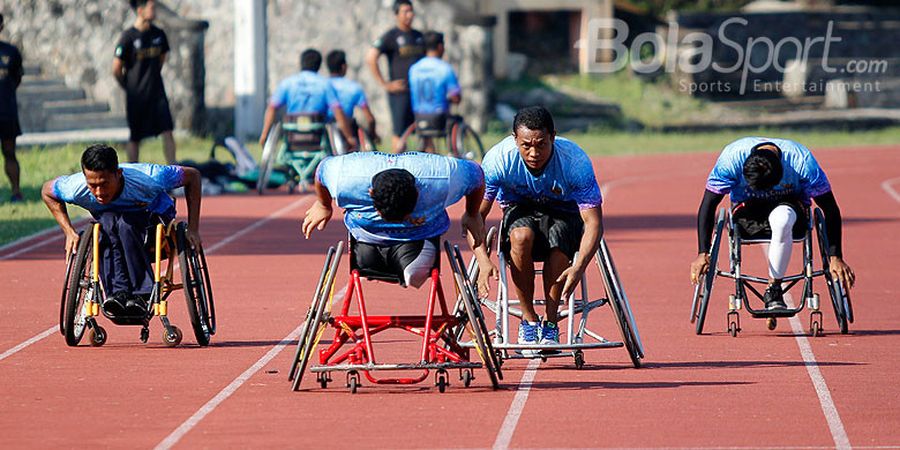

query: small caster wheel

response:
[766,317,777,331]
[347,371,360,394]
[810,321,822,337]
[728,321,739,337]
[574,350,585,369]
[163,326,183,347]
[435,369,449,393]
[461,369,473,388]
[318,372,329,389]
[90,326,107,347]
[139,327,150,343]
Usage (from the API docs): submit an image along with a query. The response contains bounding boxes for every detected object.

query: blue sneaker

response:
[518,321,541,356]
[540,321,560,345]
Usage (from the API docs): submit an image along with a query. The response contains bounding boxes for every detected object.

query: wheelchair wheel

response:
[257,122,282,195]
[63,229,94,347]
[288,244,338,382]
[397,123,420,152]
[60,246,78,336]
[357,127,376,152]
[176,223,215,346]
[693,208,726,335]
[450,122,485,161]
[814,209,851,334]
[596,239,644,368]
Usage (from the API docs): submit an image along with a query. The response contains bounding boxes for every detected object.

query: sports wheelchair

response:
[466,227,644,369]
[690,206,853,337]
[287,238,503,393]
[330,119,377,155]
[59,220,216,347]
[397,113,485,160]
[257,113,336,195]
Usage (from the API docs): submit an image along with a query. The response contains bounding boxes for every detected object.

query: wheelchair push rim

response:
[63,228,94,346]
[176,223,215,346]
[814,208,851,334]
[597,239,644,367]
[693,207,726,335]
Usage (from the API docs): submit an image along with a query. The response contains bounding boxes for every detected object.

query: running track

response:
[1,146,898,449]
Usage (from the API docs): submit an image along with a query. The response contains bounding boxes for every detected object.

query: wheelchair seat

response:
[348,236,440,287]
[284,113,327,152]
[414,113,448,138]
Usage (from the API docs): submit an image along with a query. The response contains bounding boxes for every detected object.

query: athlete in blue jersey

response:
[42,144,203,316]
[325,50,378,151]
[691,137,855,310]
[473,106,604,349]
[407,32,460,153]
[302,152,485,288]
[259,49,357,149]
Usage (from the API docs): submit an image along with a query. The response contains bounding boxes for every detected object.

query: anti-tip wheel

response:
[766,317,778,331]
[728,321,739,337]
[89,326,107,347]
[574,350,585,369]
[461,370,473,388]
[163,326,183,347]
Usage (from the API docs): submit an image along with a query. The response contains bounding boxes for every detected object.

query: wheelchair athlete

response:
[41,143,202,316]
[407,31,460,153]
[326,50,378,152]
[301,151,485,288]
[690,137,855,310]
[472,106,604,350]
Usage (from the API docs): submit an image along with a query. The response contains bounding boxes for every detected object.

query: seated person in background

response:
[259,48,357,150]
[302,151,485,288]
[472,106,604,350]
[325,50,378,151]
[690,137,855,309]
[41,144,202,316]
[408,31,460,153]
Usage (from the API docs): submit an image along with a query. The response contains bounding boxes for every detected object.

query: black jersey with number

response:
[115,25,170,102]
[373,27,425,81]
[0,41,23,121]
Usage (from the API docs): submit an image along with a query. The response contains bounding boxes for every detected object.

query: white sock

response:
[767,205,797,280]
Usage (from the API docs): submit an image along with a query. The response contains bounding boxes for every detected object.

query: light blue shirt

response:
[53,163,184,218]
[326,76,367,121]
[482,135,602,213]
[316,152,483,245]
[270,71,340,116]
[408,56,460,115]
[706,137,832,204]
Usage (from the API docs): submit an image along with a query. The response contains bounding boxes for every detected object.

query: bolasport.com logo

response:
[578,17,888,96]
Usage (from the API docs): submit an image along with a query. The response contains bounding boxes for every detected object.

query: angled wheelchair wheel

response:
[357,127,376,152]
[814,209,850,334]
[60,243,79,336]
[288,244,337,382]
[63,228,94,347]
[596,239,643,368]
[176,223,215,346]
[257,122,282,195]
[694,208,726,335]
[397,123,419,152]
[451,122,485,161]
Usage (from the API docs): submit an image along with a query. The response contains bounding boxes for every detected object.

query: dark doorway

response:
[508,10,580,75]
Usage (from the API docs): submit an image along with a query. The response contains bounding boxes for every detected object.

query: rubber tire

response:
[64,229,94,347]
[177,223,213,346]
[451,122,485,161]
[597,239,643,368]
[257,122,282,195]
[815,208,849,334]
[695,209,726,335]
[163,325,183,347]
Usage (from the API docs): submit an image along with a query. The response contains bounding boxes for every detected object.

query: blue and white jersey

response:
[706,137,831,204]
[53,163,184,218]
[327,76,368,121]
[316,152,483,245]
[408,56,460,115]
[482,135,602,213]
[270,71,340,116]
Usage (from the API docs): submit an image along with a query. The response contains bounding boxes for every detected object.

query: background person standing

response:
[112,0,177,164]
[0,13,23,202]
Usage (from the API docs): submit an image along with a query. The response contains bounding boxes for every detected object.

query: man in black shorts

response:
[366,0,424,152]
[0,13,23,202]
[113,0,176,164]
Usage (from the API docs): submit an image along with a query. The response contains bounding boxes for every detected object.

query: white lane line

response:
[881,177,900,204]
[493,358,541,450]
[0,197,310,364]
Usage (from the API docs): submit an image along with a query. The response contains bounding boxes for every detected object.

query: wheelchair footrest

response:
[464,341,623,350]
[748,308,800,319]
[309,361,482,373]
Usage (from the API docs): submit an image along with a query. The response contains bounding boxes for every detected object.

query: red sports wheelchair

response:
[288,238,503,393]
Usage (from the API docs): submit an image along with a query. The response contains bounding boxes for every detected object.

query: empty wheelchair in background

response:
[691,206,853,337]
[257,113,335,195]
[287,239,502,393]
[59,220,216,347]
[465,227,644,369]
[397,113,485,160]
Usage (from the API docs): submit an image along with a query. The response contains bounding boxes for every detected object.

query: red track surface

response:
[1,146,898,449]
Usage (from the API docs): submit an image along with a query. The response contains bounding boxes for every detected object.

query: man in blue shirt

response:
[472,106,604,350]
[408,31,460,152]
[0,13,23,202]
[302,152,485,288]
[42,144,203,316]
[691,137,855,309]
[325,50,378,152]
[258,49,356,149]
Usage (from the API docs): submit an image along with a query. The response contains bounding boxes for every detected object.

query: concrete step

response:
[44,112,127,132]
[17,85,86,104]
[43,99,110,115]
[23,65,42,76]
[19,75,66,88]
[19,128,130,147]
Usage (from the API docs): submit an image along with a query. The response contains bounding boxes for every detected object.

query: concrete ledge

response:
[18,128,130,147]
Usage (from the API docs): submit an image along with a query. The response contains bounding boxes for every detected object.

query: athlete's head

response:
[424,31,444,57]
[300,49,322,72]
[326,50,347,76]
[743,142,783,191]
[394,0,414,29]
[81,144,124,205]
[130,0,157,21]
[370,169,418,222]
[512,106,556,171]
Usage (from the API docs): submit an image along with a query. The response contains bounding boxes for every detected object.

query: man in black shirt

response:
[366,0,425,152]
[0,13,23,202]
[112,0,176,164]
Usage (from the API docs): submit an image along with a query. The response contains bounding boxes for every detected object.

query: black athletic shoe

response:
[764,284,787,310]
[125,294,149,316]
[102,293,128,317]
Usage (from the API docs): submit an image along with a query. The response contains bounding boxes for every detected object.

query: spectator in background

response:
[0,13,24,202]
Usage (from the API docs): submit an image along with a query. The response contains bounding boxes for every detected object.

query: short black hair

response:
[300,49,322,72]
[513,106,555,135]
[743,143,783,191]
[424,31,444,51]
[129,0,151,10]
[326,50,346,74]
[81,144,120,172]
[371,169,418,222]
[393,0,413,15]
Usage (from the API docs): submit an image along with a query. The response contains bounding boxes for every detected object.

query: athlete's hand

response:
[302,201,333,239]
[460,211,486,248]
[258,132,268,148]
[385,79,407,94]
[556,266,584,301]
[64,230,80,257]
[829,256,856,291]
[476,258,498,298]
[690,253,710,285]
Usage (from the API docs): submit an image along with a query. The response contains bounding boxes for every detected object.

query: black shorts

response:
[388,91,414,138]
[351,237,440,287]
[501,204,584,262]
[0,118,22,140]
[732,199,808,241]
[126,96,174,142]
